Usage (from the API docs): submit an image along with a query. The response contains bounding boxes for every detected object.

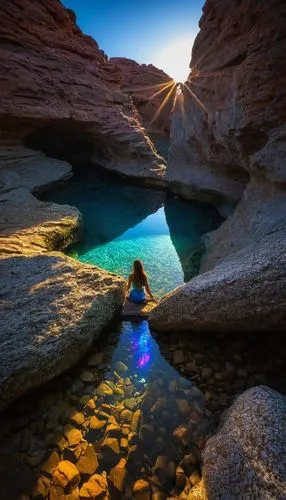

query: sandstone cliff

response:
[111,57,173,134]
[0,0,165,182]
[151,0,286,332]
[167,0,286,202]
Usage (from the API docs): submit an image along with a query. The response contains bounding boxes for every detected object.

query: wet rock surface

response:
[0,322,286,499]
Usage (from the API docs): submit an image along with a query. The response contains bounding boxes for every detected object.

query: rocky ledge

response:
[0,148,125,410]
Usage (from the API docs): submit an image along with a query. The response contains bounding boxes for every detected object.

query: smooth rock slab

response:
[202,386,286,499]
[0,253,125,410]
[150,231,286,333]
[120,298,157,319]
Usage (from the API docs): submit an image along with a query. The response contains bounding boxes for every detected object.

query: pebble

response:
[124,397,138,410]
[189,471,201,487]
[77,445,99,476]
[64,425,83,446]
[97,383,113,397]
[119,409,132,423]
[173,425,191,447]
[69,410,85,426]
[109,463,127,492]
[115,361,128,375]
[176,399,191,416]
[201,367,212,380]
[88,352,104,366]
[53,460,80,488]
[101,438,120,466]
[40,450,60,476]
[168,379,179,393]
[173,350,185,364]
[79,473,107,499]
[89,416,106,431]
[133,479,151,499]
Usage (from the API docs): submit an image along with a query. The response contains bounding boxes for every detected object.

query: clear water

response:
[41,168,222,297]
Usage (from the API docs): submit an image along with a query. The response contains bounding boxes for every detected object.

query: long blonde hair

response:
[132,259,146,287]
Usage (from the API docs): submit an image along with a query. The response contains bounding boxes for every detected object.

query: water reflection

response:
[0,321,209,498]
[108,320,176,380]
[41,169,222,296]
[164,197,222,281]
[41,167,165,249]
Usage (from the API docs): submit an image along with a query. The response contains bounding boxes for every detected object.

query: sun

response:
[151,35,196,83]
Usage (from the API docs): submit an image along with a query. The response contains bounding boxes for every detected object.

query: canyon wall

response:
[111,57,172,134]
[167,0,286,203]
[0,0,164,181]
[151,0,286,332]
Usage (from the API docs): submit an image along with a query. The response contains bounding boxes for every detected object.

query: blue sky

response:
[61,0,205,81]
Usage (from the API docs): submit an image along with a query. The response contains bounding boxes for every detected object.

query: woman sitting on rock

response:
[126,259,155,304]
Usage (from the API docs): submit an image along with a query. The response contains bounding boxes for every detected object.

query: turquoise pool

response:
[41,168,222,297]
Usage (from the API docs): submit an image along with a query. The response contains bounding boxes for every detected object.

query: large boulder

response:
[0,0,164,181]
[149,230,286,333]
[201,386,286,499]
[0,150,125,410]
[201,179,286,272]
[0,252,125,410]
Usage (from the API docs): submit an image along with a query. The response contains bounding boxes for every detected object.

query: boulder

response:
[0,151,125,410]
[149,230,286,333]
[202,386,286,498]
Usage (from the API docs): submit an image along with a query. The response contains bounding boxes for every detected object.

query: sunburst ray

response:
[183,83,208,115]
[151,81,177,123]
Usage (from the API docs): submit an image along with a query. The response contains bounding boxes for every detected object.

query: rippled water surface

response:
[42,168,222,296]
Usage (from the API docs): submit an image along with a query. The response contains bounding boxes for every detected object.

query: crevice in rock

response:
[25,119,98,164]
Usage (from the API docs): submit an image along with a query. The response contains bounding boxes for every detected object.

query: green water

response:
[41,168,222,297]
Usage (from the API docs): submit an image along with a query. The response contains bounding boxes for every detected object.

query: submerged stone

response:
[53,461,80,489]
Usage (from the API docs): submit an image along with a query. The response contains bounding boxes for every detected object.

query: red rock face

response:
[168,0,286,201]
[111,58,173,134]
[0,0,162,171]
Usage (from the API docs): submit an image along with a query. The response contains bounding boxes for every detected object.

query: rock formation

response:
[199,386,286,499]
[0,0,165,183]
[111,57,173,134]
[150,0,286,332]
[0,148,125,410]
[167,0,286,203]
